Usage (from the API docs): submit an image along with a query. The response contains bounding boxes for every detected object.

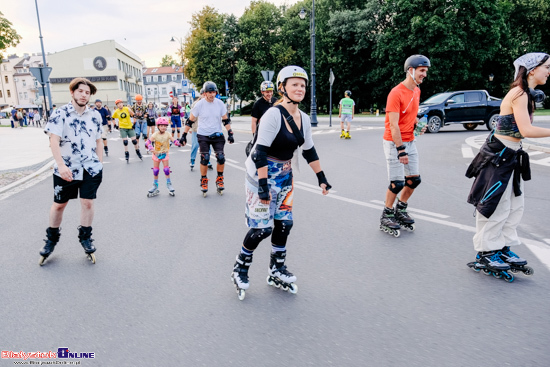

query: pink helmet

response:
[156,117,169,126]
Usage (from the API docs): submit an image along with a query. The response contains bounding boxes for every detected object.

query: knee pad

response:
[163,166,171,176]
[102,138,107,141]
[272,220,294,247]
[216,152,225,165]
[177,128,181,134]
[123,140,129,146]
[405,175,421,189]
[132,139,138,146]
[200,152,210,166]
[243,227,273,251]
[388,180,405,194]
[152,167,160,177]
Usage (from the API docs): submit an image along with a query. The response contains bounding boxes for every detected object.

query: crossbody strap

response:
[275,105,305,146]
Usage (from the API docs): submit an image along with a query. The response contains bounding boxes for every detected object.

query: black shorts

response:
[146,117,156,127]
[198,134,225,155]
[53,170,103,203]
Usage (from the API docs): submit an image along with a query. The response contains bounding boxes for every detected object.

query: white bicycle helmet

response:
[276,66,308,92]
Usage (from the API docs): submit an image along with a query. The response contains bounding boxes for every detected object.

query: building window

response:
[7,90,11,97]
[177,89,182,95]
[152,68,158,73]
[118,59,121,70]
[4,76,8,83]
[147,76,151,83]
[0,91,2,98]
[22,80,26,87]
[171,75,177,81]
[161,87,167,95]
[24,92,28,99]
[147,87,151,96]
[162,76,167,82]
[119,79,123,90]
[153,76,158,82]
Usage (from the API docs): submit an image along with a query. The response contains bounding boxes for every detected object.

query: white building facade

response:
[0,55,20,109]
[47,40,144,109]
[143,66,193,107]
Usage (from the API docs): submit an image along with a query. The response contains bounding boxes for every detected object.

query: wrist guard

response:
[398,151,408,158]
[316,171,332,190]
[396,145,406,152]
[258,178,269,201]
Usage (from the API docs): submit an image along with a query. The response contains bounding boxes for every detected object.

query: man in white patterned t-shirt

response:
[39,77,104,266]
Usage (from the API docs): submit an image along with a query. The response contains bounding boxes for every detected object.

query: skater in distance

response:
[230,65,332,300]
[466,52,550,281]
[112,99,143,163]
[145,117,181,197]
[379,55,430,237]
[179,81,233,197]
[40,78,104,265]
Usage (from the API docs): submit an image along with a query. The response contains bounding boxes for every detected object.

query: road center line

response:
[225,161,550,270]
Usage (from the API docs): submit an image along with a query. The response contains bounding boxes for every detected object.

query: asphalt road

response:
[1,121,550,366]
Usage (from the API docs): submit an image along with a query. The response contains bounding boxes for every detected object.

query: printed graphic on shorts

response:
[54,185,63,201]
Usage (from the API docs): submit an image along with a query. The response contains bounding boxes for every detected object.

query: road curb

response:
[0,160,54,194]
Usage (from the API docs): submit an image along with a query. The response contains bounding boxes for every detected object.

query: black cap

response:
[95,99,102,103]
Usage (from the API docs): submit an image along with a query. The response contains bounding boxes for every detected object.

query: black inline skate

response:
[136,149,143,161]
[379,207,401,237]
[104,146,108,157]
[125,151,130,163]
[267,251,298,294]
[39,227,61,266]
[78,226,96,264]
[500,246,533,276]
[231,253,252,301]
[467,251,513,282]
[395,200,415,231]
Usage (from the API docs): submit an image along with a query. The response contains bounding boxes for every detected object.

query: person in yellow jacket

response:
[112,99,142,163]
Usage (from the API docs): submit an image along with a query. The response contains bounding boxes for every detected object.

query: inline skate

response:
[167,182,175,196]
[379,207,401,237]
[215,175,224,195]
[340,130,346,139]
[136,149,143,161]
[345,131,351,139]
[231,253,252,301]
[467,251,513,282]
[125,151,129,163]
[78,226,96,264]
[104,146,108,157]
[190,160,195,171]
[39,227,61,266]
[147,182,159,197]
[267,251,298,294]
[201,176,209,197]
[500,246,533,276]
[395,200,415,231]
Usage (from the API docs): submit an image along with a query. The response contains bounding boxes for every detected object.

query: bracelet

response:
[396,145,406,151]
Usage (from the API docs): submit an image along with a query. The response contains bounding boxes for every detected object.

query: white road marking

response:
[178,149,190,152]
[370,200,450,218]
[461,144,475,159]
[466,134,550,167]
[226,158,239,164]
[527,151,545,156]
[295,180,337,193]
[225,160,550,270]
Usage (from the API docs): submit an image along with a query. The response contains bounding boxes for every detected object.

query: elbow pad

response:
[302,147,319,163]
[252,144,269,169]
[223,117,231,126]
[185,118,195,128]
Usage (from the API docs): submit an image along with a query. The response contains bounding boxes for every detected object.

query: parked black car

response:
[417,90,501,133]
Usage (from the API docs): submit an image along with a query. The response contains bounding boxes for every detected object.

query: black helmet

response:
[345,90,351,97]
[203,81,218,93]
[404,55,431,72]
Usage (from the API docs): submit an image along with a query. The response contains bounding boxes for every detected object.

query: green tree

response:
[235,1,293,102]
[0,11,22,61]
[160,54,178,67]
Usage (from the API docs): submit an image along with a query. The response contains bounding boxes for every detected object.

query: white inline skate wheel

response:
[288,284,298,294]
[88,253,96,264]
[392,229,400,238]
[39,256,47,266]
[238,289,246,301]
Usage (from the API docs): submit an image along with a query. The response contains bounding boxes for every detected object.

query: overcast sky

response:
[3,0,300,67]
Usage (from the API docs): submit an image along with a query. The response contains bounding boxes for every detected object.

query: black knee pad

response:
[388,180,405,194]
[272,220,293,247]
[216,152,225,165]
[123,140,129,146]
[405,175,421,189]
[243,227,273,251]
[102,138,107,141]
[177,128,181,134]
[132,139,138,146]
[200,152,210,166]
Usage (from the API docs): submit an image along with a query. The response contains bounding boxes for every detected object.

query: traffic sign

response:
[29,67,52,85]
[182,79,188,87]
[329,69,335,86]
[261,70,274,82]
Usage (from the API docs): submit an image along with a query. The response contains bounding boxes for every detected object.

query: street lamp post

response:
[170,37,185,102]
[488,73,494,95]
[299,1,318,127]
[34,0,53,119]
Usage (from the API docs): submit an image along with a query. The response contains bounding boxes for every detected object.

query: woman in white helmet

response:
[230,65,332,300]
